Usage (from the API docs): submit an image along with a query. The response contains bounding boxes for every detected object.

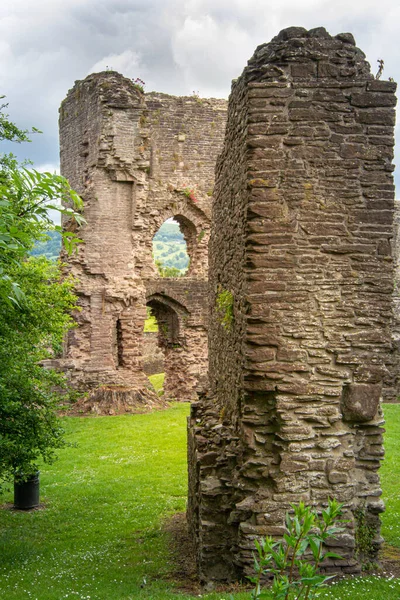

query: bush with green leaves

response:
[0,258,78,484]
[0,97,83,486]
[0,167,84,276]
[249,499,345,600]
[0,97,84,302]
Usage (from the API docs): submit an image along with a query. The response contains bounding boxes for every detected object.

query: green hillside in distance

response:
[153,220,189,273]
[30,230,62,260]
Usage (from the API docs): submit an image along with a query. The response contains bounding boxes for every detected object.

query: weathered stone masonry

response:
[188,27,397,582]
[59,72,227,410]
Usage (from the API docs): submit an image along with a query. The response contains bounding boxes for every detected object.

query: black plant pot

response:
[13,472,40,510]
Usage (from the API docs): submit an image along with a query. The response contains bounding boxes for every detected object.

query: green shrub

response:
[248,499,345,600]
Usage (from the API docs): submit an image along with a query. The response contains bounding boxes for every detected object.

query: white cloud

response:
[88,49,142,79]
[172,15,254,97]
[0,0,398,187]
[35,163,60,174]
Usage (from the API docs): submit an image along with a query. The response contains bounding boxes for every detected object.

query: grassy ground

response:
[149,373,165,394]
[380,403,400,548]
[0,403,399,599]
[144,313,158,333]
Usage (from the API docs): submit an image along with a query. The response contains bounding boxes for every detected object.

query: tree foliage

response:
[0,258,77,482]
[0,168,83,293]
[155,260,183,278]
[0,97,83,485]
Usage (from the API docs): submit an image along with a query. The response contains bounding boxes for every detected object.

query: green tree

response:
[0,167,84,291]
[0,98,82,486]
[0,258,77,483]
[0,95,33,184]
[154,260,182,278]
[0,97,83,283]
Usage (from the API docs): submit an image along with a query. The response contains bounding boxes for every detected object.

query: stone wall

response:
[146,278,209,400]
[188,27,397,583]
[142,332,164,375]
[391,200,400,400]
[59,72,227,410]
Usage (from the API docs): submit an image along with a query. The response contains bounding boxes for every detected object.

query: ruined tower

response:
[188,27,397,582]
[59,72,227,411]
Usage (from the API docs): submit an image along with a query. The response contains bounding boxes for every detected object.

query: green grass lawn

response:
[380,403,400,548]
[0,403,399,599]
[149,373,165,394]
[144,311,158,333]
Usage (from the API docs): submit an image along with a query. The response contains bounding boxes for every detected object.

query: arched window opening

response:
[152,217,194,277]
[144,296,188,399]
[144,306,158,333]
[147,300,180,347]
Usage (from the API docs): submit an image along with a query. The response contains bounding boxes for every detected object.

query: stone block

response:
[341,383,382,422]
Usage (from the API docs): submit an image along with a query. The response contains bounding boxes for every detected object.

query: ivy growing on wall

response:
[216,286,234,330]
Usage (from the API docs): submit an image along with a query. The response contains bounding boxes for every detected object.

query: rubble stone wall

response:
[188,27,397,583]
[59,72,227,410]
[146,279,209,401]
[142,332,164,375]
[391,200,400,400]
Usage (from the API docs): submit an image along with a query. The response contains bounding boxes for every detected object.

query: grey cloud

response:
[0,0,398,188]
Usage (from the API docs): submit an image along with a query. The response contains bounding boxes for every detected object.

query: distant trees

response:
[153,221,184,243]
[152,221,189,274]
[30,230,62,260]
[154,260,182,278]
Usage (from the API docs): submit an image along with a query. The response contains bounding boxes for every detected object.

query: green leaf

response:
[300,575,328,586]
[309,538,320,560]
[284,532,296,548]
[297,539,309,556]
[322,551,343,560]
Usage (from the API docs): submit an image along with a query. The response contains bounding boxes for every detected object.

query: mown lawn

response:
[0,400,399,600]
[149,373,165,394]
[380,403,400,548]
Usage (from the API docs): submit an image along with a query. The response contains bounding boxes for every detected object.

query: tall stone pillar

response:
[58,75,159,412]
[188,27,397,583]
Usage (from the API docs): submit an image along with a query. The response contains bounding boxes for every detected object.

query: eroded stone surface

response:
[59,72,227,411]
[188,27,396,583]
[342,383,382,422]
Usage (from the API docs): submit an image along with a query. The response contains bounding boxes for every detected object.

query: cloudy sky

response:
[1,0,399,189]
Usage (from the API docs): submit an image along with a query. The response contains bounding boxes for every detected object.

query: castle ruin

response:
[60,26,397,582]
[59,73,227,411]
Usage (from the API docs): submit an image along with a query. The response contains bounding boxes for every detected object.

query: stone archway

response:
[143,196,211,280]
[145,280,208,401]
[146,293,192,400]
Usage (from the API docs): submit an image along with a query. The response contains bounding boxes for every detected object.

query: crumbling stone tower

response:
[188,27,397,582]
[59,72,227,410]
